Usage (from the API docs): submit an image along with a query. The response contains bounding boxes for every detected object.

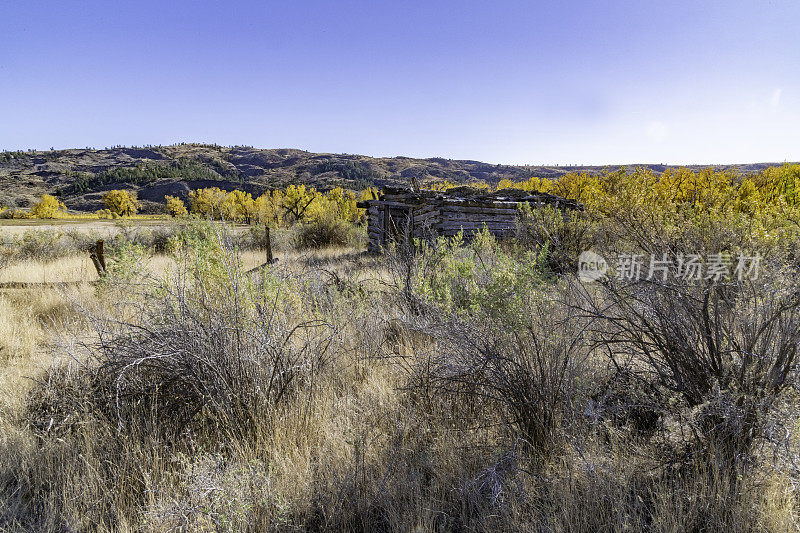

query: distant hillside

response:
[0,143,792,213]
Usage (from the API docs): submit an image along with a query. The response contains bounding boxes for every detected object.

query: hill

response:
[0,143,792,212]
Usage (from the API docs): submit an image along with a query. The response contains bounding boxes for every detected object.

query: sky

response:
[1,0,798,165]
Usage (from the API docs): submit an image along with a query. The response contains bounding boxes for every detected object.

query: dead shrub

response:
[30,233,336,443]
[413,288,592,459]
[577,267,800,474]
[588,367,667,439]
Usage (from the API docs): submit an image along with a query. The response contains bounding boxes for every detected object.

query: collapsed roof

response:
[360,186,583,210]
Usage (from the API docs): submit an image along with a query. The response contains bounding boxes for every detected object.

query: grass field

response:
[2,199,800,531]
[0,217,247,237]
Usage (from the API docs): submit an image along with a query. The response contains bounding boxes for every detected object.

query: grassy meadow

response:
[2,165,800,531]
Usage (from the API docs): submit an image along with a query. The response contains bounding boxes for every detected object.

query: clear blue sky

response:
[1,0,798,165]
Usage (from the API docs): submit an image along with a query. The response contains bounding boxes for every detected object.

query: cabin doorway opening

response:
[383,206,413,247]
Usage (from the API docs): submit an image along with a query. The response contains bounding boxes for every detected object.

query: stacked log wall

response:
[366,204,382,252]
[362,192,581,251]
[436,202,519,238]
[412,203,441,240]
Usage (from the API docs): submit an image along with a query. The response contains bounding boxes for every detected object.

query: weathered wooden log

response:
[436,229,515,236]
[440,229,516,237]
[438,227,516,234]
[413,220,437,229]
[413,215,440,226]
[96,240,107,272]
[441,200,541,208]
[439,213,518,222]
[436,221,517,229]
[370,200,421,208]
[439,206,520,215]
[89,240,106,278]
[265,225,274,264]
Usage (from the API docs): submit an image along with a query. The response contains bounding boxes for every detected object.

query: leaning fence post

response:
[89,240,106,278]
[96,239,107,273]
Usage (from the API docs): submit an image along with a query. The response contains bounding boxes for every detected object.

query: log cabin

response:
[357,186,583,252]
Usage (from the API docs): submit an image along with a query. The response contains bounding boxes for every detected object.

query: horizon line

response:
[1,143,798,169]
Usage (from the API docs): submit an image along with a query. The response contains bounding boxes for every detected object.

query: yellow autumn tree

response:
[223,190,257,223]
[321,187,360,222]
[103,190,139,217]
[254,191,282,225]
[189,187,228,218]
[549,172,602,207]
[282,184,320,222]
[496,179,517,191]
[426,180,457,192]
[30,194,67,218]
[165,195,188,217]
[359,187,379,202]
[734,179,760,215]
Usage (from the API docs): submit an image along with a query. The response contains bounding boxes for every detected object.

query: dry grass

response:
[1,225,799,531]
[0,218,171,237]
[0,285,92,516]
[0,256,96,283]
[0,250,271,284]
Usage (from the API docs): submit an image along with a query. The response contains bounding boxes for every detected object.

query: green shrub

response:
[3,230,79,262]
[516,204,597,275]
[412,227,547,321]
[296,213,361,249]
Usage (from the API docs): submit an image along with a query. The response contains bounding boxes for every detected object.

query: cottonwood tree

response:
[282,184,319,222]
[165,195,188,217]
[30,194,66,218]
[103,190,139,217]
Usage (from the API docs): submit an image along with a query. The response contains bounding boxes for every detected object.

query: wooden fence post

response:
[90,240,106,278]
[96,239,107,273]
[265,225,274,264]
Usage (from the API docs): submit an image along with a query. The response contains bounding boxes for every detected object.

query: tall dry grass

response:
[0,219,799,531]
